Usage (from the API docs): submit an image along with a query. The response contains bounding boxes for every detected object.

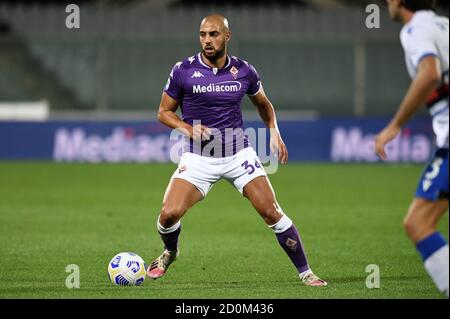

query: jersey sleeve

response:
[163,62,184,102]
[402,26,438,69]
[246,63,262,96]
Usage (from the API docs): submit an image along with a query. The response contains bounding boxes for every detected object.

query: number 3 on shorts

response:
[422,157,444,191]
[241,160,261,175]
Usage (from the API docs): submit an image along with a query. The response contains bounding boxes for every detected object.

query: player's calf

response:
[147,215,182,280]
[159,204,186,228]
[158,216,182,251]
[403,198,447,243]
[270,214,327,287]
[404,198,449,297]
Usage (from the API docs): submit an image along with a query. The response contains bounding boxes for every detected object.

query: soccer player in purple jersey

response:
[147,14,327,287]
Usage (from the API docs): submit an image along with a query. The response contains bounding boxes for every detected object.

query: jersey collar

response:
[197,52,231,71]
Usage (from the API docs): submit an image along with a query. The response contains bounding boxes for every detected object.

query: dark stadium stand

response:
[0,0,447,114]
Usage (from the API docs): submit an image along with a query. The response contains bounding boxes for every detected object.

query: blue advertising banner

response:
[0,118,434,163]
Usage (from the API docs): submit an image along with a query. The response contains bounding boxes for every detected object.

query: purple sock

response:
[275,224,310,273]
[159,225,181,252]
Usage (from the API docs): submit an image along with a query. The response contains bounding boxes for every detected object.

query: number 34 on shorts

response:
[172,147,267,197]
[241,159,262,175]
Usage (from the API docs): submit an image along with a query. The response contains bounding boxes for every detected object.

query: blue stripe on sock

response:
[416,232,448,261]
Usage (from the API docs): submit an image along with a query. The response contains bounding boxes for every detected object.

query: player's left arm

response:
[249,89,288,164]
[375,56,442,160]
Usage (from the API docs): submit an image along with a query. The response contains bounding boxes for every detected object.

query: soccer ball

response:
[107,252,147,286]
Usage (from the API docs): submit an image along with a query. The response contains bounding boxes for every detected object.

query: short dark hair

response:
[402,0,436,12]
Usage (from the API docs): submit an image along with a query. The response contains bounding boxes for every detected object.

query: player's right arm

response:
[157,92,211,141]
[375,56,442,160]
[157,92,190,135]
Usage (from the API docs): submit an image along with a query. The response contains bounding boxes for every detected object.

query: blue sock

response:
[416,232,447,261]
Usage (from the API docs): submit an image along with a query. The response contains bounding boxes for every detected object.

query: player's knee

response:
[160,204,186,227]
[403,209,434,242]
[258,204,282,225]
[403,214,417,238]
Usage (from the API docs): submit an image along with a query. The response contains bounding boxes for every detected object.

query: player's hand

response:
[270,130,288,164]
[375,124,401,161]
[192,124,212,142]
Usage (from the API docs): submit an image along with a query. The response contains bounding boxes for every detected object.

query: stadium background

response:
[0,0,448,299]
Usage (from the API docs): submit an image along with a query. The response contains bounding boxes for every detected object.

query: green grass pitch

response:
[0,162,447,299]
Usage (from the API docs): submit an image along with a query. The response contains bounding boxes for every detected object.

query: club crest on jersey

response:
[191,71,204,78]
[178,165,187,174]
[230,66,239,79]
[286,238,297,252]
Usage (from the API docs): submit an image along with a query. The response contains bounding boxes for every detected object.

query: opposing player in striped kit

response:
[376,0,449,297]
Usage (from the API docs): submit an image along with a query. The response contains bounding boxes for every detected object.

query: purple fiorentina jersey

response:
[164,53,261,157]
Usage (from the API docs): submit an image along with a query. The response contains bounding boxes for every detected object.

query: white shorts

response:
[171,147,267,197]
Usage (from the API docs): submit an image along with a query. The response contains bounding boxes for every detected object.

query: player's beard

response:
[202,43,226,63]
